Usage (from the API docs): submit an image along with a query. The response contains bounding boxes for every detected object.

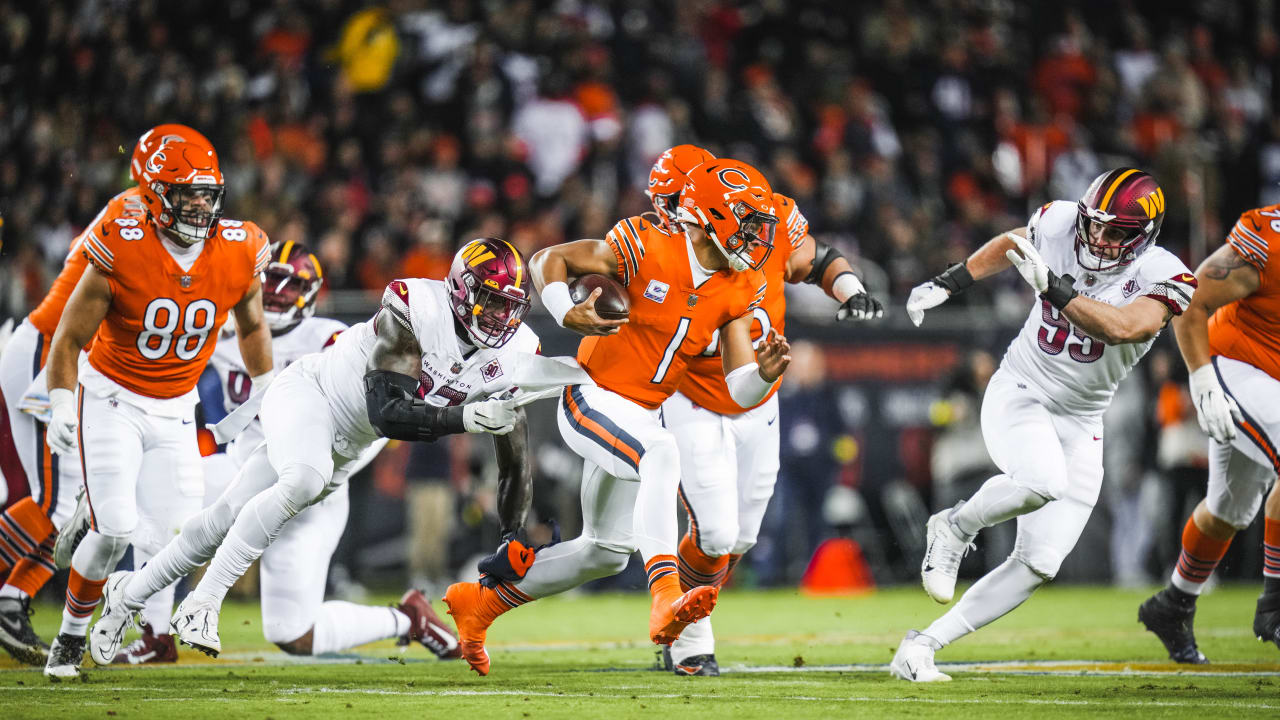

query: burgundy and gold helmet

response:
[262,240,324,331]
[446,238,531,348]
[1075,168,1165,272]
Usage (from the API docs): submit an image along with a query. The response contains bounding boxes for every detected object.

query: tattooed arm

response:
[1172,243,1261,372]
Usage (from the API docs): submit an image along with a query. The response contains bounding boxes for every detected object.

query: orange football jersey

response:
[27,188,145,338]
[577,215,766,410]
[677,193,807,415]
[81,197,270,399]
[1209,204,1280,381]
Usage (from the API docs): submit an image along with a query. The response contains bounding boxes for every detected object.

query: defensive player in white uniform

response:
[892,168,1196,681]
[89,238,564,662]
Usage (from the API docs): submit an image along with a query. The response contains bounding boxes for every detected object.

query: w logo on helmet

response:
[462,241,497,267]
[1135,188,1165,219]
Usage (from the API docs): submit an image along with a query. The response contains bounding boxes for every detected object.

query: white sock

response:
[669,615,714,662]
[132,546,176,633]
[952,475,1050,539]
[310,601,408,654]
[0,585,27,600]
[517,536,631,598]
[923,558,1044,647]
[632,442,681,560]
[124,504,236,610]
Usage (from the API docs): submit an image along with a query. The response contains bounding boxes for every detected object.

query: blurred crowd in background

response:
[1,0,1278,594]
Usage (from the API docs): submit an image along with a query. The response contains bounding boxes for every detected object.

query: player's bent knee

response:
[1012,547,1064,582]
[276,464,328,514]
[1010,470,1065,504]
[584,538,633,575]
[696,521,739,558]
[272,631,313,656]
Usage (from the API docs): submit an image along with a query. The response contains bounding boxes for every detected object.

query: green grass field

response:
[3,584,1278,718]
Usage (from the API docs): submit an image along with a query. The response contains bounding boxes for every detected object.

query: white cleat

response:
[171,596,222,657]
[889,630,951,682]
[921,506,974,604]
[89,571,137,665]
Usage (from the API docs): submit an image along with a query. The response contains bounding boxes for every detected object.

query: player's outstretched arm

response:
[232,277,275,382]
[1063,295,1170,346]
[45,265,112,454]
[530,240,627,336]
[906,227,1027,326]
[492,408,532,538]
[720,316,790,409]
[784,234,883,321]
[364,311,517,439]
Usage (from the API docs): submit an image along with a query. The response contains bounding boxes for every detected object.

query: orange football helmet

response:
[130,124,211,184]
[676,159,778,271]
[647,144,715,231]
[138,138,225,246]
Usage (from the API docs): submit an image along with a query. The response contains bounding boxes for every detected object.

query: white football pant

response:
[1203,356,1279,529]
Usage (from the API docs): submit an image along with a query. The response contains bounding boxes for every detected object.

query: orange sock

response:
[646,554,682,604]
[488,580,532,614]
[1264,517,1279,580]
[65,568,108,619]
[677,533,729,592]
[1173,516,1232,590]
[0,497,56,573]
[6,537,55,597]
[724,553,743,586]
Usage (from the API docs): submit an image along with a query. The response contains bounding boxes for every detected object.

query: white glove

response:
[463,397,519,435]
[1004,232,1050,294]
[47,388,78,456]
[1188,364,1242,444]
[905,282,950,327]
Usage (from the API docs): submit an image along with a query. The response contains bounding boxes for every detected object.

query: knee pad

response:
[694,518,739,558]
[276,464,328,515]
[1011,544,1066,581]
[180,501,238,558]
[1007,467,1066,503]
[640,435,680,475]
[71,530,131,577]
[582,538,632,576]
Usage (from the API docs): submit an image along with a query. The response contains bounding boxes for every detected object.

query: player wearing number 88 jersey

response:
[39,137,274,679]
[892,168,1195,682]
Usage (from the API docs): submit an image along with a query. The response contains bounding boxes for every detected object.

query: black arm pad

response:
[804,240,844,285]
[364,370,466,442]
[933,262,975,295]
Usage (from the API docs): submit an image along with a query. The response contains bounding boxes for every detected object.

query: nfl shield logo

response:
[180,275,193,288]
[482,359,503,382]
[450,362,463,375]
[687,294,698,307]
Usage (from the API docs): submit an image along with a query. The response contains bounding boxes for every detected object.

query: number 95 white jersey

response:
[1001,201,1196,416]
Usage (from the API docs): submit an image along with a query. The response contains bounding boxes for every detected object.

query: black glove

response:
[836,293,884,321]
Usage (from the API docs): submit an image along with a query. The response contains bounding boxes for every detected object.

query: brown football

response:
[569,273,630,320]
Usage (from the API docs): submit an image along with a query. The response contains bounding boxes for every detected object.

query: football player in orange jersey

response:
[642,145,882,675]
[39,137,273,678]
[0,124,209,667]
[1139,204,1280,662]
[443,158,791,676]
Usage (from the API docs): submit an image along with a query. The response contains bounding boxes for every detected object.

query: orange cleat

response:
[442,582,509,676]
[650,585,718,645]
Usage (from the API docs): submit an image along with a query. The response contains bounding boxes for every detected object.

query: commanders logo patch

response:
[1122,278,1140,297]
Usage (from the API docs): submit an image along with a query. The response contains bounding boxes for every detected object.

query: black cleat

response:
[661,646,720,676]
[1253,593,1280,650]
[0,596,50,665]
[1139,589,1208,664]
[44,633,86,679]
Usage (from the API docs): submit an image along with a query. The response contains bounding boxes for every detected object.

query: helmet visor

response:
[722,202,778,270]
[165,184,225,240]
[469,283,532,347]
[262,265,311,314]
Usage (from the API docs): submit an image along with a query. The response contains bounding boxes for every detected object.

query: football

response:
[569,273,630,320]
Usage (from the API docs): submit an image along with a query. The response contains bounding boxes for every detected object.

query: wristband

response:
[250,369,276,392]
[933,263,974,295]
[1041,272,1078,311]
[541,281,574,327]
[50,387,75,410]
[831,272,866,302]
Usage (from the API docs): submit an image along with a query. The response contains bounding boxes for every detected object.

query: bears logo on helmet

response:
[1075,168,1165,272]
[131,124,211,185]
[676,159,778,272]
[262,240,324,331]
[446,238,532,348]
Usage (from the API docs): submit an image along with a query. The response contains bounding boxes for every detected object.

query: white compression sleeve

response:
[831,272,865,301]
[725,362,775,409]
[541,282,574,327]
